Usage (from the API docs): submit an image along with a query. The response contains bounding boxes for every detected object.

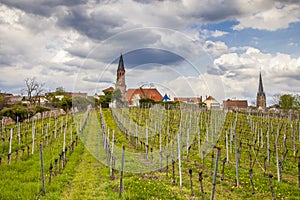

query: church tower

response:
[115,54,126,99]
[256,72,266,109]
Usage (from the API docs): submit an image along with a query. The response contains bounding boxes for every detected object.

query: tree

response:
[34,82,45,106]
[279,94,299,110]
[0,93,4,109]
[23,77,45,105]
[112,89,122,102]
[99,90,112,108]
[58,96,72,112]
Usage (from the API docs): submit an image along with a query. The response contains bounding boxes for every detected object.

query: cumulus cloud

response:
[211,47,300,103]
[233,2,300,31]
[0,0,300,101]
[203,40,228,57]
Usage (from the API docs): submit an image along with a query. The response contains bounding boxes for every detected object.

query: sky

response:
[0,0,300,106]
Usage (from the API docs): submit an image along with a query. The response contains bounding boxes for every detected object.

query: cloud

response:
[113,48,184,69]
[233,1,300,31]
[0,0,300,102]
[0,0,88,17]
[203,40,228,57]
[211,47,300,103]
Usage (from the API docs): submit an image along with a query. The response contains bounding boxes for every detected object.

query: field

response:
[0,105,300,199]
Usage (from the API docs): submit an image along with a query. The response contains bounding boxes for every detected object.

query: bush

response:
[139,98,156,108]
[0,104,33,122]
[35,106,50,113]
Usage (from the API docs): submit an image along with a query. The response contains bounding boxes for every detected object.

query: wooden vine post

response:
[235,131,239,186]
[221,157,226,181]
[211,147,221,200]
[110,131,115,179]
[62,127,66,168]
[32,121,35,154]
[189,169,194,196]
[199,171,205,200]
[8,128,13,164]
[53,116,56,139]
[119,145,125,198]
[146,123,148,159]
[159,130,162,171]
[177,132,182,187]
[172,159,175,185]
[17,120,20,145]
[39,143,46,194]
[275,125,281,182]
[298,156,300,189]
[269,174,275,200]
[225,131,229,163]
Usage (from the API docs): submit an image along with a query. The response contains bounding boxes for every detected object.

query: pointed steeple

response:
[115,53,126,102]
[256,71,266,109]
[257,72,265,96]
[117,54,125,71]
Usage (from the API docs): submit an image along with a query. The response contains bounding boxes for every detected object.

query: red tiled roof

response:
[223,100,248,109]
[125,88,163,105]
[174,97,202,103]
[205,96,216,101]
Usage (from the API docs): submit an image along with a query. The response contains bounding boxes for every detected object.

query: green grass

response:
[1,108,300,199]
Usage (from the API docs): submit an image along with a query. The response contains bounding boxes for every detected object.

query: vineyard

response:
[0,104,300,199]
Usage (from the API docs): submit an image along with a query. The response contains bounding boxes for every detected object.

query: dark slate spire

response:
[117,54,124,71]
[257,72,265,96]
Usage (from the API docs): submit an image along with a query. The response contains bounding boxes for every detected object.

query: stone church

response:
[256,72,266,109]
[114,54,162,106]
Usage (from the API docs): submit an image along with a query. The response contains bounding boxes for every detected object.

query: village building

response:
[125,88,163,107]
[223,99,248,111]
[0,93,22,107]
[6,95,22,105]
[46,92,88,101]
[174,97,202,104]
[65,92,88,99]
[203,95,220,110]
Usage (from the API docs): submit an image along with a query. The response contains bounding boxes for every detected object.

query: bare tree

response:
[35,82,45,106]
[24,77,45,105]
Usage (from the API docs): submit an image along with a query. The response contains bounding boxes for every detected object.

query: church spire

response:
[115,53,126,102]
[117,53,124,71]
[257,71,265,96]
[256,71,266,109]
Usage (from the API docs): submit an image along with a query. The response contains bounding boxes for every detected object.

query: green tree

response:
[58,96,72,112]
[0,93,3,102]
[112,89,122,102]
[99,91,112,108]
[279,94,299,110]
[0,93,4,109]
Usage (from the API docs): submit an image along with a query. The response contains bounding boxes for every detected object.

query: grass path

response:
[60,110,119,200]
[60,147,118,200]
